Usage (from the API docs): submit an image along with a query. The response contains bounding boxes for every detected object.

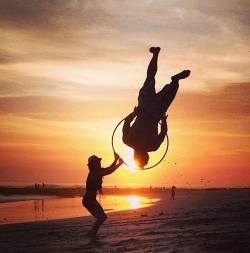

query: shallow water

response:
[0,195,160,225]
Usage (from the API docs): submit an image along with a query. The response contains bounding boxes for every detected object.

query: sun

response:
[123,149,138,172]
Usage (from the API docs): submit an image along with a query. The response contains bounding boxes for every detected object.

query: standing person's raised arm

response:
[101,153,123,176]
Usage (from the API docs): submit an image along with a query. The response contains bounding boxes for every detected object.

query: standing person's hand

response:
[114,152,123,167]
[114,152,120,161]
[118,157,124,166]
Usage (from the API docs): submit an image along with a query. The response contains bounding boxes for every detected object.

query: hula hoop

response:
[111,117,169,170]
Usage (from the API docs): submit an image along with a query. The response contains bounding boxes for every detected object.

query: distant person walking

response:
[171,185,176,200]
[82,152,123,241]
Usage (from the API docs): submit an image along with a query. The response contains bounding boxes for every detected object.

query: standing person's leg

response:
[83,198,107,238]
[89,201,107,237]
[138,47,160,110]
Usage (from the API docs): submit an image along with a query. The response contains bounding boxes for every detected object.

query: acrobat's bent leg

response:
[157,80,179,114]
[157,70,190,114]
[138,47,160,110]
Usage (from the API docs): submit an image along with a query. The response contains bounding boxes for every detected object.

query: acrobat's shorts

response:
[138,79,179,120]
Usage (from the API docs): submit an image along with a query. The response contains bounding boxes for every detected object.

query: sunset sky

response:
[0,0,249,187]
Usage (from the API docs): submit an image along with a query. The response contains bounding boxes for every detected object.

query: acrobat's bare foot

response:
[149,47,161,54]
[171,70,191,81]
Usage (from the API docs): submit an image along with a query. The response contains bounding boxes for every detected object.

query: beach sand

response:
[1,189,249,253]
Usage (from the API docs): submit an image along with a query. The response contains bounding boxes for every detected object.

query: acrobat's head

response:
[134,150,149,169]
[87,155,102,171]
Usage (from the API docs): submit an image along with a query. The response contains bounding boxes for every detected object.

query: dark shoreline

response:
[0,185,249,198]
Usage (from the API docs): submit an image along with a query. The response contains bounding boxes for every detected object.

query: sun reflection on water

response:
[125,196,143,209]
[0,195,160,224]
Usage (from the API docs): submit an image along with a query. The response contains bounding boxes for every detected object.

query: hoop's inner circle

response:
[112,117,169,170]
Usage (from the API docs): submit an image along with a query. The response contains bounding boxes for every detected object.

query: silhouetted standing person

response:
[171,185,176,200]
[82,152,123,241]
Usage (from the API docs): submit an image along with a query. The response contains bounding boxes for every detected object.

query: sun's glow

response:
[123,149,138,172]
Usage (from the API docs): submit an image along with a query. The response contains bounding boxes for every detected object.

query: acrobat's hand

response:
[161,114,168,123]
[162,114,168,120]
[133,106,139,115]
[161,114,168,132]
[125,109,137,122]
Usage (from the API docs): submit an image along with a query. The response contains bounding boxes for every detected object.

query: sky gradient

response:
[0,0,249,187]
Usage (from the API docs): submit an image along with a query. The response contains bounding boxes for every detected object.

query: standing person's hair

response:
[87,155,102,171]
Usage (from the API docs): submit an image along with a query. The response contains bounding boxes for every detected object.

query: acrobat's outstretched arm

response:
[122,108,137,146]
[123,108,137,133]
[159,115,168,139]
[151,115,168,151]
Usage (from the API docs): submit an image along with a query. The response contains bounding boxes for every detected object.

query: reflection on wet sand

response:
[34,199,44,212]
[0,195,160,225]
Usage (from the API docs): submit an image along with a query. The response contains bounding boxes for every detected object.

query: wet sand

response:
[1,189,249,253]
[0,195,160,224]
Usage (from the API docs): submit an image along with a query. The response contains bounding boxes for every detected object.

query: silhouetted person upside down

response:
[122,47,190,168]
[82,153,123,241]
